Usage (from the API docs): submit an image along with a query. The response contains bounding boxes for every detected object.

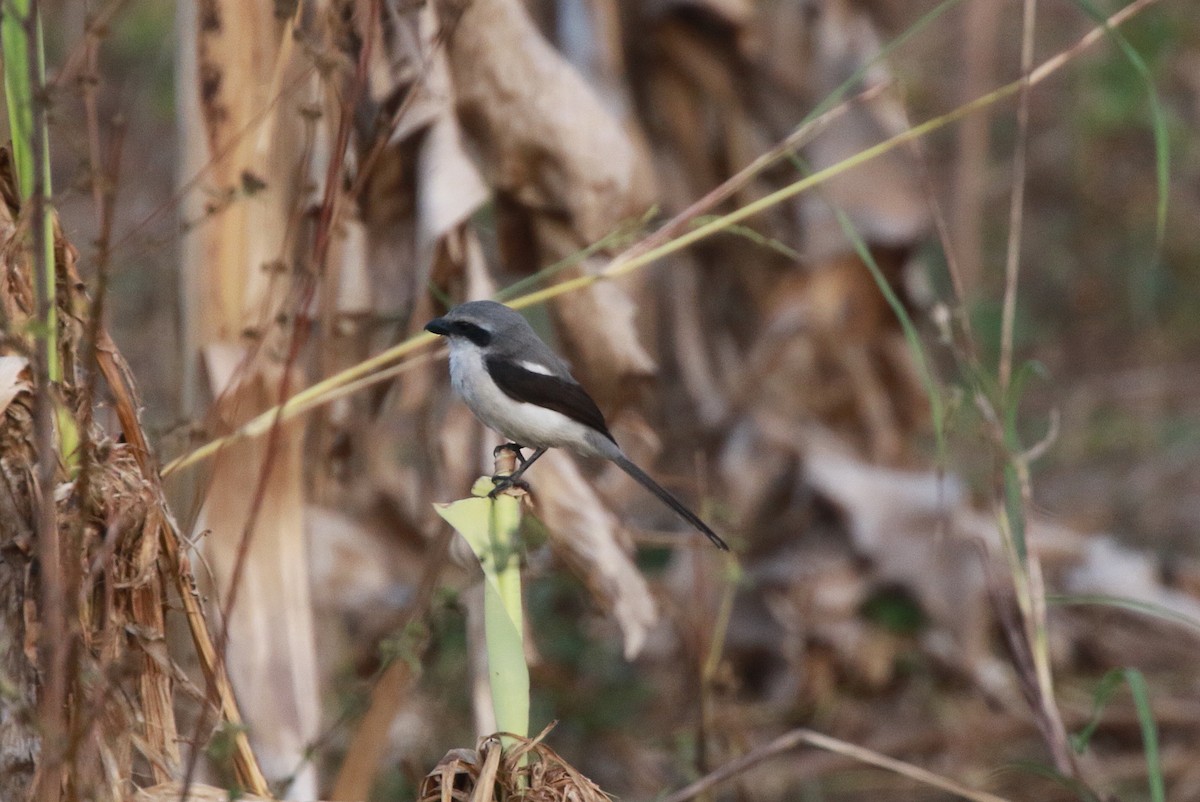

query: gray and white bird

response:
[425,300,728,551]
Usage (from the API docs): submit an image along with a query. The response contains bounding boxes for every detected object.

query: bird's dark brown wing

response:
[485,356,616,443]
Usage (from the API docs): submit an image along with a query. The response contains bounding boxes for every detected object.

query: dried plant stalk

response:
[0,152,268,799]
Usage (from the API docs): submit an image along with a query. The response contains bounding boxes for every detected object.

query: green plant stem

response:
[3,0,59,381]
[435,482,530,746]
[485,489,528,745]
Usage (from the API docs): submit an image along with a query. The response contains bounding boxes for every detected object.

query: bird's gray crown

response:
[440,300,525,333]
[426,300,571,373]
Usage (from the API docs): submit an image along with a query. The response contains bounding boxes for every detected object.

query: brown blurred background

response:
[9,0,1200,800]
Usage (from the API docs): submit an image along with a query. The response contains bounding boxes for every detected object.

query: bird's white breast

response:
[447,342,604,454]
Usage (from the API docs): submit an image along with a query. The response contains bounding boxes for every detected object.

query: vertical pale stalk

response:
[175,0,322,794]
[951,0,1000,300]
[435,480,530,744]
[999,0,1039,392]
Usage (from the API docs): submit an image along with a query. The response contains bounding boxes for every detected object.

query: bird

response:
[425,300,729,551]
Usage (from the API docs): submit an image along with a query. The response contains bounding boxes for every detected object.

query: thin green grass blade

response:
[1071,668,1164,802]
[1124,669,1165,802]
[2,0,37,195]
[692,215,801,261]
[1071,669,1125,752]
[1068,0,1170,247]
[1001,462,1026,564]
[1002,760,1104,802]
[3,0,74,465]
[997,360,1047,563]
[1001,360,1047,451]
[492,206,656,302]
[813,182,946,466]
[1048,592,1200,637]
[1075,667,1156,802]
[804,0,966,123]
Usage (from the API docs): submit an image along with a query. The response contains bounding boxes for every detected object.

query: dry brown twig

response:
[662,726,1012,802]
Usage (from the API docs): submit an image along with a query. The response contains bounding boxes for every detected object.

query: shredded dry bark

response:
[0,149,267,800]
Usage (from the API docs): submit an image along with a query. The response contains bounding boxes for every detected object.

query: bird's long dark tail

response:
[612,454,729,551]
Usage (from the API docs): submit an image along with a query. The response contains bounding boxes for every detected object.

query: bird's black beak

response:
[425,317,451,336]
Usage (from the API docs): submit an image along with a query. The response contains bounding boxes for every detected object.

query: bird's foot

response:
[488,473,530,498]
[493,442,526,462]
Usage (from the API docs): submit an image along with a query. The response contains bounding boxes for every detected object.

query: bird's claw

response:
[493,442,525,460]
[488,474,530,498]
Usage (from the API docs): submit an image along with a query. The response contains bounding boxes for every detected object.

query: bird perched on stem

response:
[426,300,729,551]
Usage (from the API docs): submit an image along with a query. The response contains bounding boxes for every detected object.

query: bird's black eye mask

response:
[452,321,492,347]
[426,312,494,347]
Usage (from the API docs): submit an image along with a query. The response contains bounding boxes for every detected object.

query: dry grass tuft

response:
[419,725,610,802]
